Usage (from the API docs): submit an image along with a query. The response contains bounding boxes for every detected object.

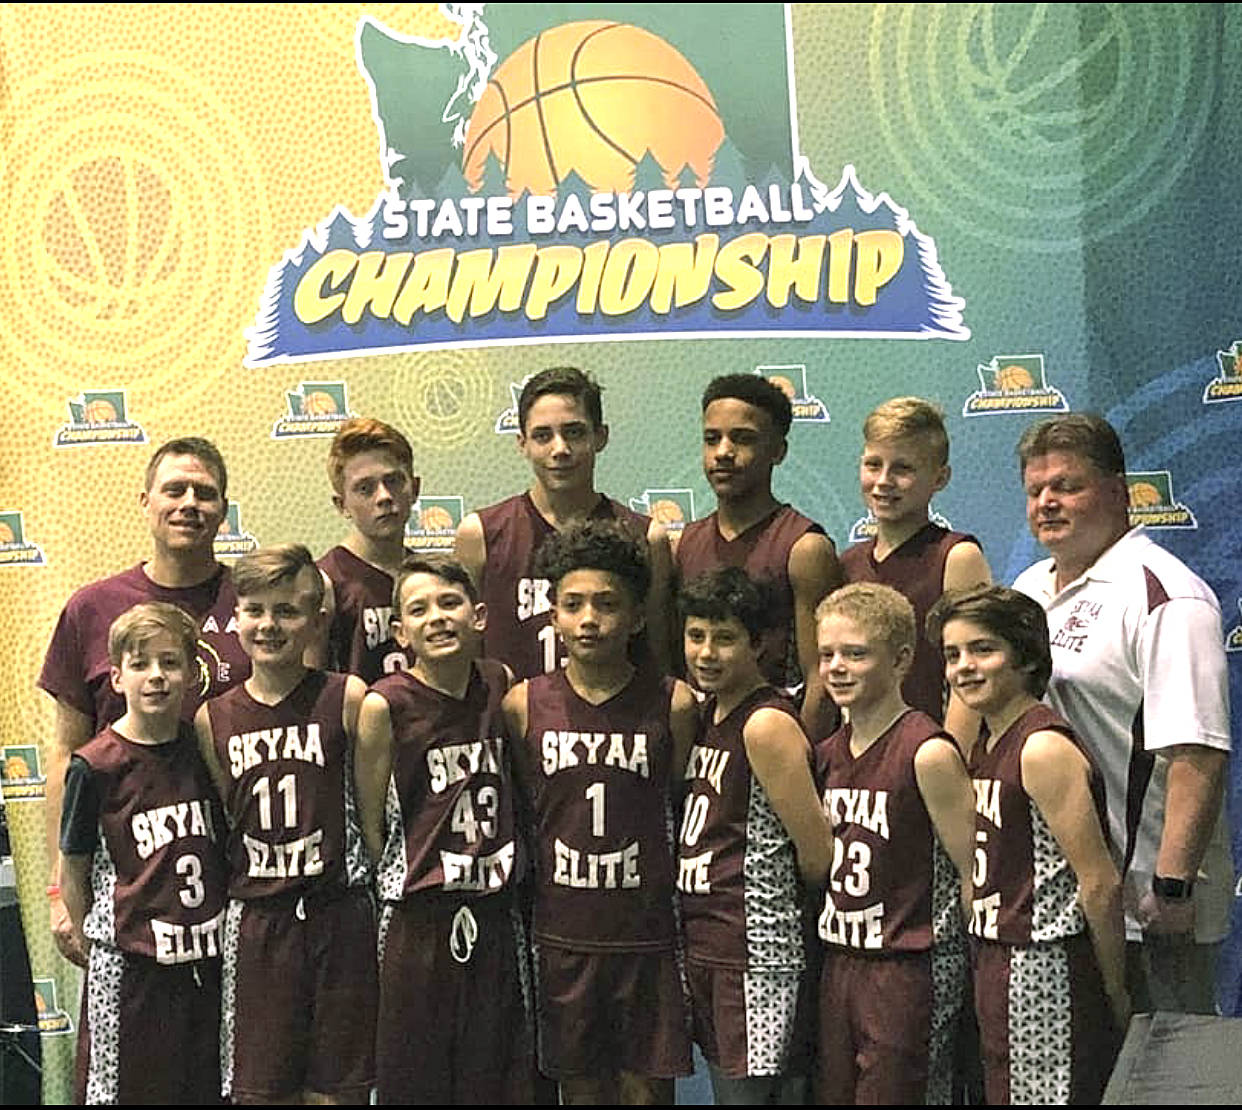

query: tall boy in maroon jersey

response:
[195,545,376,1104]
[315,416,419,682]
[675,374,842,734]
[814,582,976,1104]
[504,521,698,1105]
[931,586,1128,1104]
[455,365,673,678]
[677,566,832,1105]
[357,556,532,1105]
[41,436,249,965]
[841,398,991,749]
[60,602,227,1105]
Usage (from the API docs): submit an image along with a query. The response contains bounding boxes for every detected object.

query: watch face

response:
[1152,876,1193,900]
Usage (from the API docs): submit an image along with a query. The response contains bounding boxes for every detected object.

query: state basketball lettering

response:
[441,840,516,892]
[363,605,394,649]
[131,799,218,860]
[684,745,729,793]
[540,729,651,778]
[516,576,553,621]
[227,724,327,777]
[426,737,505,793]
[151,908,225,965]
[552,836,641,890]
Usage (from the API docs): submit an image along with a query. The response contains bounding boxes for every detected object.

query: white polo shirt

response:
[1013,526,1232,942]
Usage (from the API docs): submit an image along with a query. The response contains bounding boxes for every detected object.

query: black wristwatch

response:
[1151,874,1194,900]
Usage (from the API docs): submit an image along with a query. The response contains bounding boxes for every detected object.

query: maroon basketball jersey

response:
[75,724,227,963]
[206,670,368,900]
[38,563,250,732]
[815,710,962,953]
[370,659,521,901]
[840,525,981,721]
[678,686,807,969]
[674,505,822,690]
[318,545,411,683]
[516,668,679,951]
[968,704,1103,944]
[477,492,651,679]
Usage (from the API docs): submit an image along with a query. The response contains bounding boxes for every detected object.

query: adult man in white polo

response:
[1012,413,1231,1013]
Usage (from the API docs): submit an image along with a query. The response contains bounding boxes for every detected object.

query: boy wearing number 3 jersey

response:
[357,556,533,1104]
[60,602,228,1104]
[195,545,376,1103]
[505,521,698,1104]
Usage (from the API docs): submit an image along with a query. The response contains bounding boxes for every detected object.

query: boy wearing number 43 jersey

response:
[195,545,377,1104]
[505,520,698,1105]
[357,556,533,1105]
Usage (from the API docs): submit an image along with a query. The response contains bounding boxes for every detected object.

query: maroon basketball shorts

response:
[221,886,377,1102]
[76,944,221,1105]
[973,932,1121,1105]
[686,957,810,1079]
[816,944,965,1104]
[376,894,534,1105]
[534,944,692,1080]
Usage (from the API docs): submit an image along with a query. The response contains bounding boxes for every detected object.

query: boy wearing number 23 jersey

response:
[505,521,698,1105]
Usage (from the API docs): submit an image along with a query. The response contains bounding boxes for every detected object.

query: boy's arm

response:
[454,512,488,592]
[941,541,992,753]
[1022,729,1130,1031]
[644,521,675,676]
[304,570,335,669]
[60,853,92,942]
[743,707,832,886]
[788,531,844,736]
[193,704,229,802]
[355,692,395,866]
[668,679,701,783]
[58,753,101,961]
[342,674,367,737]
[45,698,92,965]
[913,736,977,919]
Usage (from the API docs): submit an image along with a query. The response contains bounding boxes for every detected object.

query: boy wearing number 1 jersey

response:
[504,520,698,1105]
[357,556,533,1105]
[195,545,377,1104]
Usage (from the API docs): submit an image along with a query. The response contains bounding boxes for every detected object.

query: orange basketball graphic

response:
[3,755,30,779]
[1128,481,1163,508]
[0,522,15,545]
[995,364,1035,392]
[301,390,340,416]
[767,376,797,400]
[650,499,685,525]
[420,505,455,530]
[83,398,118,423]
[463,21,725,196]
[34,990,48,1015]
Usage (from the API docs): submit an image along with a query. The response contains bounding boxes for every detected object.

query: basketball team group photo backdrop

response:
[1,4,1240,1101]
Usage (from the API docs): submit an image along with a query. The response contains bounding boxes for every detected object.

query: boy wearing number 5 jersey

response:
[505,521,698,1105]
[195,545,377,1104]
[357,557,533,1105]
[60,602,228,1105]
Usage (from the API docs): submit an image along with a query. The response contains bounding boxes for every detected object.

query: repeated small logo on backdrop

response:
[963,354,1068,416]
[1125,470,1196,530]
[629,488,696,536]
[849,506,952,545]
[1226,599,1242,653]
[0,511,45,566]
[405,496,465,553]
[0,745,46,802]
[33,978,73,1036]
[54,390,147,447]
[1203,342,1242,404]
[272,381,357,438]
[757,365,829,424]
[212,504,260,558]
[494,378,533,436]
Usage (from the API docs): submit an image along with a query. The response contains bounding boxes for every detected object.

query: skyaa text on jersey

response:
[818,786,891,950]
[677,744,731,895]
[428,735,516,893]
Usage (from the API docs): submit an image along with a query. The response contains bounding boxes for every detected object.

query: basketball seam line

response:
[531,31,561,189]
[569,22,642,174]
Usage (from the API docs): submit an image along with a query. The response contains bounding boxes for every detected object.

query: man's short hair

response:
[518,367,604,433]
[326,417,415,495]
[392,555,480,613]
[145,437,228,498]
[926,585,1052,698]
[232,544,324,609]
[701,374,793,438]
[678,566,775,645]
[863,397,950,466]
[108,602,199,669]
[534,520,650,606]
[815,582,916,661]
[1016,413,1126,478]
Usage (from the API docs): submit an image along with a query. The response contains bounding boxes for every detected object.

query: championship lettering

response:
[819,897,885,949]
[552,836,641,889]
[242,829,325,879]
[131,800,217,860]
[516,577,553,621]
[685,745,729,793]
[151,909,225,965]
[227,723,327,777]
[973,778,1002,827]
[427,737,505,793]
[825,787,891,839]
[441,840,516,892]
[540,730,650,778]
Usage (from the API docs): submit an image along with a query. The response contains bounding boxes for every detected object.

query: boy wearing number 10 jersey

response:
[357,556,533,1105]
[195,545,377,1104]
[505,521,698,1104]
